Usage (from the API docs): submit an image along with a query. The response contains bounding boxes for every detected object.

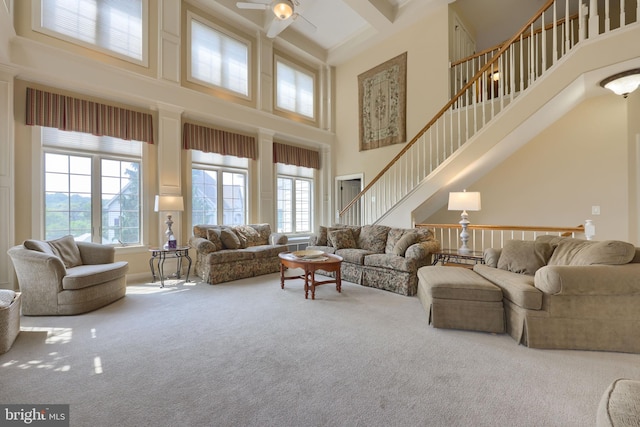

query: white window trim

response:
[31,127,150,253]
[191,163,249,226]
[186,10,252,101]
[274,55,317,122]
[276,171,314,235]
[31,0,149,67]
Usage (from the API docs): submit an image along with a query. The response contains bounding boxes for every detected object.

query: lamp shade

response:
[154,195,184,212]
[273,1,293,20]
[448,191,481,211]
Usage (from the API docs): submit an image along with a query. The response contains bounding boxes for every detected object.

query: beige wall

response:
[334,5,450,190]
[424,93,638,243]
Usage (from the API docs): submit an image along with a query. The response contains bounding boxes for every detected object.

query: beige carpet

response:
[1,273,639,427]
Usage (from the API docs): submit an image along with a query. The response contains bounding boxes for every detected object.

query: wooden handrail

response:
[417,223,584,235]
[339,0,556,218]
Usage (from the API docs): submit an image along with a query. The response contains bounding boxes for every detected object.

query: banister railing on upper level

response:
[339,0,639,226]
[416,223,586,253]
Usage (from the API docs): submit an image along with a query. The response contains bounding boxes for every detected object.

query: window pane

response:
[41,0,144,61]
[295,179,311,233]
[45,153,92,240]
[191,19,248,96]
[192,168,218,225]
[222,172,245,225]
[276,60,314,119]
[101,160,141,244]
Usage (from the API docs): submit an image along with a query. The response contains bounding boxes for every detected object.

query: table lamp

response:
[154,195,184,249]
[448,190,481,253]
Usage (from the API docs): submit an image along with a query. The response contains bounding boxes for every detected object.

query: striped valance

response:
[273,142,320,169]
[26,87,154,144]
[183,123,257,160]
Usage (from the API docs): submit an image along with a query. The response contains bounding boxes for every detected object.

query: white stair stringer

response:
[377,23,640,229]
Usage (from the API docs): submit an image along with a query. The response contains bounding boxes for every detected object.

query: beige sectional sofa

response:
[306,224,440,296]
[472,236,640,353]
[189,224,288,285]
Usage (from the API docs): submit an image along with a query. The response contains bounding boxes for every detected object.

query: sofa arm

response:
[77,241,115,265]
[535,263,640,296]
[405,240,440,261]
[189,236,217,254]
[270,233,288,245]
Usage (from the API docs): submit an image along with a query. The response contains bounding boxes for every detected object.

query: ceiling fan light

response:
[600,68,640,98]
[273,1,293,20]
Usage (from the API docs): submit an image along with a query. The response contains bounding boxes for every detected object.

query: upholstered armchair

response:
[8,236,128,315]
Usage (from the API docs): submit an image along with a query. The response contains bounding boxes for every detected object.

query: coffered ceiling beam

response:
[342,0,396,30]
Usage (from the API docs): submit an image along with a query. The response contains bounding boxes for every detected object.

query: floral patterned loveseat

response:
[306,224,440,296]
[189,224,288,285]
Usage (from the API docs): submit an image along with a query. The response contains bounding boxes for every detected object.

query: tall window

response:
[42,128,142,244]
[192,152,248,226]
[275,58,315,119]
[189,16,249,97]
[276,164,313,234]
[37,0,146,63]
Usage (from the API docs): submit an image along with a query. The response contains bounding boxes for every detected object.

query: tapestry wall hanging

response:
[358,52,407,151]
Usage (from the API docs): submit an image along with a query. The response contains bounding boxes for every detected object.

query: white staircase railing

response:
[339,0,639,225]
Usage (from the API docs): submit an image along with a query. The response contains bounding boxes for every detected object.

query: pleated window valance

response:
[273,142,320,169]
[183,123,257,160]
[25,87,154,144]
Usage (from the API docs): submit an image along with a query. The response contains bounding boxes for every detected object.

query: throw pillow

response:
[47,235,83,268]
[24,239,56,256]
[316,226,328,246]
[206,229,224,251]
[357,224,390,253]
[219,228,241,249]
[548,238,635,266]
[233,225,261,248]
[497,240,554,275]
[392,233,418,256]
[328,229,356,250]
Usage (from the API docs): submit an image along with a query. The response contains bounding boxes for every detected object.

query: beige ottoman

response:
[417,266,505,333]
[0,290,21,354]
[597,378,640,427]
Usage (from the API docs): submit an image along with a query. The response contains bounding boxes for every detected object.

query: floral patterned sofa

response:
[306,224,440,296]
[189,224,288,285]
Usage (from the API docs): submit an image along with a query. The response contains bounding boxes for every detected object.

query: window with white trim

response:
[191,152,248,226]
[276,163,313,234]
[189,15,250,97]
[42,128,142,244]
[275,58,315,119]
[36,0,147,64]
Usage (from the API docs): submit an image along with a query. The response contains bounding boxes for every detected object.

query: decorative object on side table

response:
[448,190,481,254]
[154,195,184,249]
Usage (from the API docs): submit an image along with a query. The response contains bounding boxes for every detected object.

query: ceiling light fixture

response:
[599,68,640,98]
[272,0,293,20]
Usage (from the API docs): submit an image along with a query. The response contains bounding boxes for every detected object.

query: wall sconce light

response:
[599,68,640,98]
[448,190,482,253]
[154,195,184,249]
[273,0,294,20]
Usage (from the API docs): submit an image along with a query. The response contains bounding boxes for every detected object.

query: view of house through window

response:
[43,128,142,245]
[191,153,248,226]
[38,0,145,62]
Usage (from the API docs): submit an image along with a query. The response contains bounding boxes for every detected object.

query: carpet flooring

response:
[1,274,639,427]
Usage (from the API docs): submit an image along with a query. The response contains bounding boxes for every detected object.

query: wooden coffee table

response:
[278,252,343,299]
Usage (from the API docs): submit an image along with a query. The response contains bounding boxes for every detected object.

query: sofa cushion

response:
[62,261,129,290]
[547,238,635,266]
[206,229,224,251]
[305,245,336,254]
[497,240,554,275]
[233,225,262,248]
[392,233,418,256]
[26,235,83,268]
[474,264,542,310]
[206,249,254,263]
[328,229,357,249]
[357,225,390,253]
[220,228,241,249]
[364,253,416,273]
[335,248,374,265]
[242,245,287,259]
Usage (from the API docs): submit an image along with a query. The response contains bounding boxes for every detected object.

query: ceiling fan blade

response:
[266,17,293,38]
[292,13,317,33]
[236,2,269,10]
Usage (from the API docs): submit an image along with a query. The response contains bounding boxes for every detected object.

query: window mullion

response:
[92,156,101,243]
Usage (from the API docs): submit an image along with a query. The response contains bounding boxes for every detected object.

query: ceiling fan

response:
[236,0,317,38]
